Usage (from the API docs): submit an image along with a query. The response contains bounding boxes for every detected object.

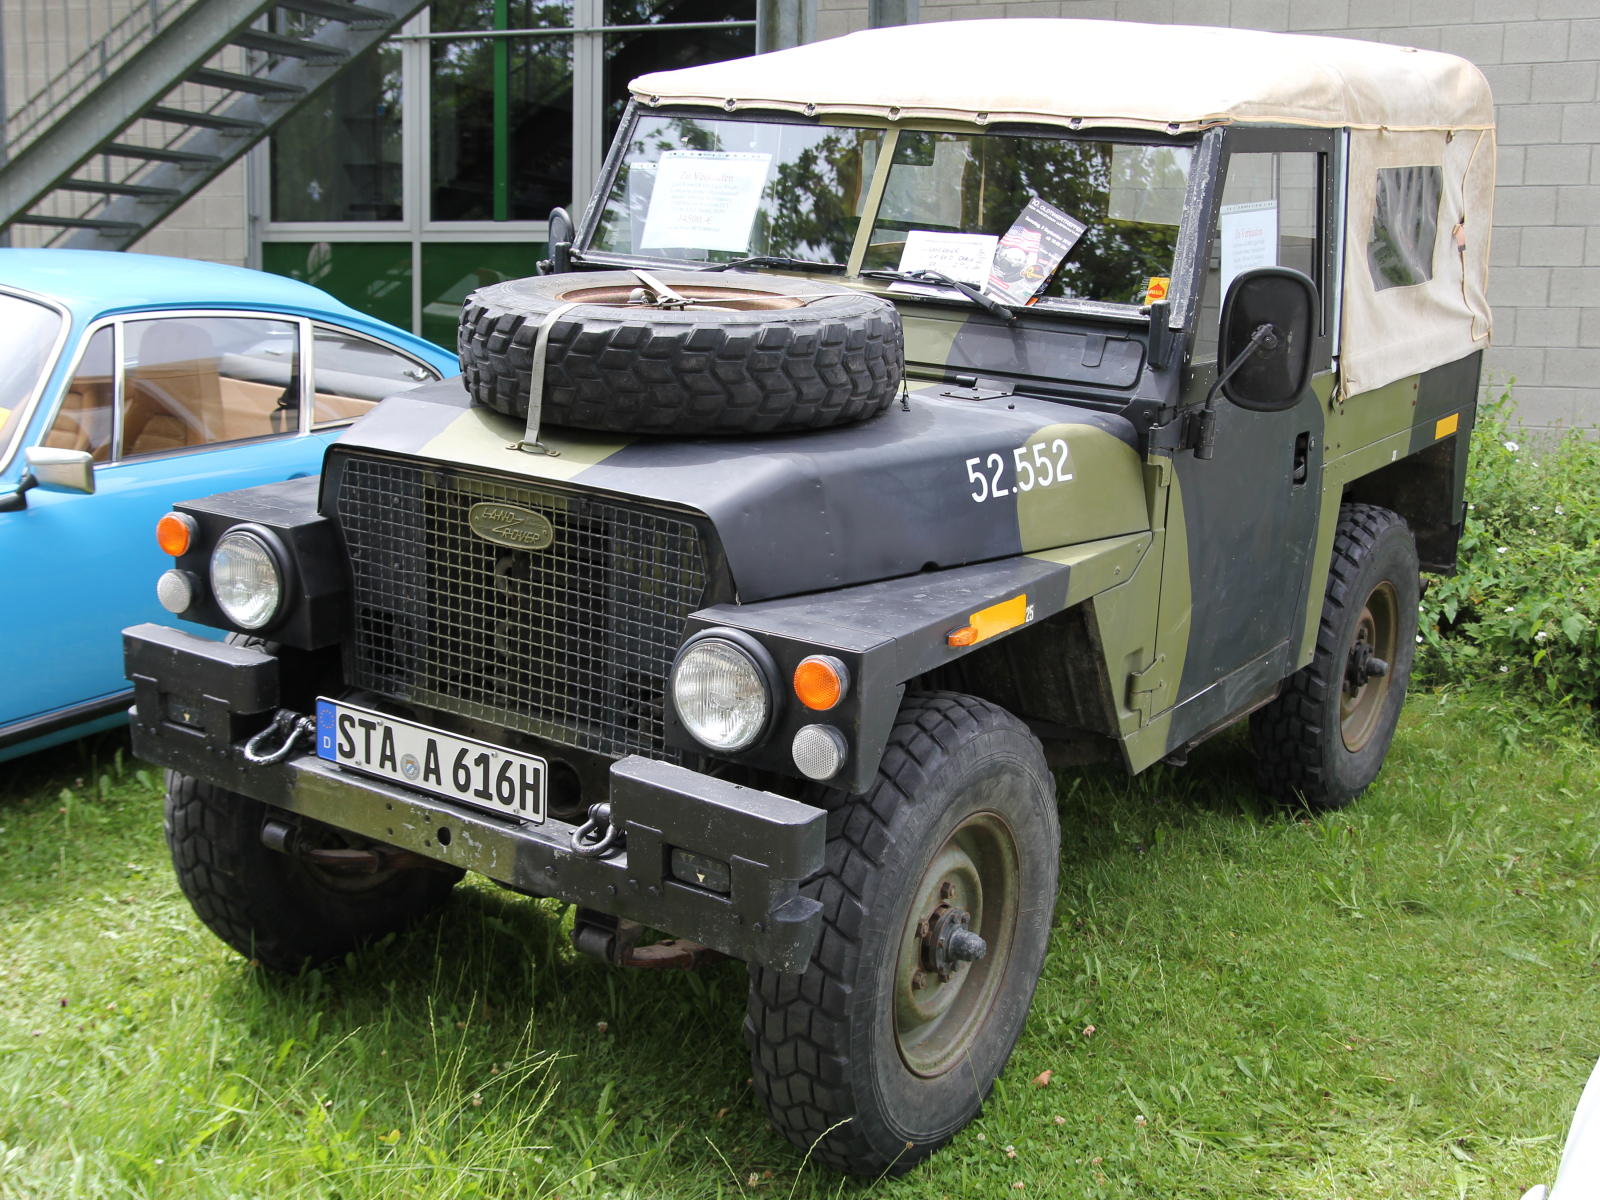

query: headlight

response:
[673,637,771,751]
[211,530,282,629]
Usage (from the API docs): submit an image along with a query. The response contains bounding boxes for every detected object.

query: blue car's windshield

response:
[0,293,65,470]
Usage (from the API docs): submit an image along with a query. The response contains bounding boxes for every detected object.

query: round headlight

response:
[673,637,770,751]
[210,530,282,630]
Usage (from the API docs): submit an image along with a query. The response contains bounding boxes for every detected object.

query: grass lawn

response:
[1,689,1596,1198]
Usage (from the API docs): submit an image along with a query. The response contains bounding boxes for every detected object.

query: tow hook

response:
[242,709,316,765]
[917,900,987,985]
[1345,639,1390,692]
[570,802,625,859]
[570,908,728,970]
[260,818,448,874]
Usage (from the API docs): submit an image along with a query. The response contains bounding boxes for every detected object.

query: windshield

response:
[862,133,1191,306]
[591,115,884,265]
[0,293,65,470]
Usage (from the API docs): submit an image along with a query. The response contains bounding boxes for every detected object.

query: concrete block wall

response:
[834,0,1600,433]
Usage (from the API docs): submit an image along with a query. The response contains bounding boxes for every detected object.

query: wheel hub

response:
[1340,580,1400,752]
[918,897,987,983]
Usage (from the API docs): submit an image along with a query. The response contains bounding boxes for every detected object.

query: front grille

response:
[335,456,707,760]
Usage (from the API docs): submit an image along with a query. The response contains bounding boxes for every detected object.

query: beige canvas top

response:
[630,19,1495,134]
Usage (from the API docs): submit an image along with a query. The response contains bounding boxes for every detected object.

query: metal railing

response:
[2,0,195,161]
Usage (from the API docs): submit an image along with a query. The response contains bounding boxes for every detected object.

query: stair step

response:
[230,29,349,60]
[104,142,223,167]
[56,179,181,200]
[146,106,264,134]
[186,67,306,97]
[278,0,394,29]
[16,214,142,233]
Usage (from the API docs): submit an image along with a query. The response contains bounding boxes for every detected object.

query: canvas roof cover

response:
[630,19,1495,134]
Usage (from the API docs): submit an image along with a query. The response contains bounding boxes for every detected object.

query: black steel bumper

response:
[123,623,827,972]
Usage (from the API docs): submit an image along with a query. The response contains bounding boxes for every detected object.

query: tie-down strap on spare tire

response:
[457,269,905,436]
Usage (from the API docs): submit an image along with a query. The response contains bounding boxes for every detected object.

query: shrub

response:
[1416,385,1600,717]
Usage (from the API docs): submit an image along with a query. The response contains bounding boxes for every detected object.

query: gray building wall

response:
[825,0,1600,434]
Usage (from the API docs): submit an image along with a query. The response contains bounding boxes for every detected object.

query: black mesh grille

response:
[336,456,706,760]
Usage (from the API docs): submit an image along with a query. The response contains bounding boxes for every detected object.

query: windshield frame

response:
[575,99,1211,322]
[0,286,74,479]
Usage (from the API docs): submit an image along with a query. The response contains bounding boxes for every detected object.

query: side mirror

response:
[26,446,96,495]
[1216,267,1319,412]
[547,206,574,275]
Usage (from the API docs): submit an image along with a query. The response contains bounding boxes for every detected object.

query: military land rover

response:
[117,20,1495,1175]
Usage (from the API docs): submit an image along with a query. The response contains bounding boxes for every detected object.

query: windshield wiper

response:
[702,255,846,274]
[861,269,1016,324]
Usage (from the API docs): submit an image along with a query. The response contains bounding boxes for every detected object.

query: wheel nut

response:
[911,969,927,990]
[940,881,956,900]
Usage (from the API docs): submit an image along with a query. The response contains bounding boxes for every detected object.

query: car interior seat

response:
[122,321,222,457]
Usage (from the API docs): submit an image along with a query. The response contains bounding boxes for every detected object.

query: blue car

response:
[0,250,459,763]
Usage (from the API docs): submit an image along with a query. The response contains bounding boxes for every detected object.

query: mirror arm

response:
[0,470,38,514]
[1193,322,1279,461]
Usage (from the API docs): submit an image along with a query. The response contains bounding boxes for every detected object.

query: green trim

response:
[492,0,510,222]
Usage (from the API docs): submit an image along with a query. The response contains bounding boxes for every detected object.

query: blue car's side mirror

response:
[0,446,95,512]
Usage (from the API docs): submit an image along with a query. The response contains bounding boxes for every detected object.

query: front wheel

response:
[165,772,461,972]
[1251,503,1419,808]
[746,693,1059,1176]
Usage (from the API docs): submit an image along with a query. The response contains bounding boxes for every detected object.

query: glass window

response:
[1368,165,1442,291]
[421,241,548,347]
[42,327,114,463]
[430,0,574,222]
[120,317,301,458]
[271,42,403,221]
[261,242,414,331]
[591,115,884,265]
[861,133,1192,306]
[0,294,64,468]
[313,326,441,425]
[601,0,755,148]
[1196,150,1321,359]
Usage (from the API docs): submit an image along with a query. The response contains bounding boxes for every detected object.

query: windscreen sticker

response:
[897,230,999,284]
[639,150,772,252]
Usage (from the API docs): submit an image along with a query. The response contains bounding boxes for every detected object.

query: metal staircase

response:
[0,0,426,250]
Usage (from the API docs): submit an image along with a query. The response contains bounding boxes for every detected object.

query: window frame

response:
[308,320,444,429]
[0,286,75,478]
[45,310,317,468]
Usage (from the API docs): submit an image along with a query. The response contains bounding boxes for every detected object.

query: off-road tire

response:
[745,693,1059,1176]
[165,773,460,972]
[1251,504,1419,808]
[458,270,903,435]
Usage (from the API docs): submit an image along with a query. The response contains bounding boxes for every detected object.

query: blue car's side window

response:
[121,316,301,458]
[312,325,440,427]
[42,326,115,462]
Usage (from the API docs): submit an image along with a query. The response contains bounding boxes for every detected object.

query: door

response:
[0,314,327,731]
[1159,128,1338,729]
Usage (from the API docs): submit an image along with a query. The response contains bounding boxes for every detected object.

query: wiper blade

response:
[862,269,1016,324]
[701,255,845,274]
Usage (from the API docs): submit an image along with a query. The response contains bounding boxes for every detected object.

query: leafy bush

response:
[1417,385,1600,717]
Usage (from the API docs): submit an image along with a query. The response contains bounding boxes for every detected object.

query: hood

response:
[329,379,1150,603]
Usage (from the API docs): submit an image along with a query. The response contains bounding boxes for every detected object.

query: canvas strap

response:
[509,301,580,456]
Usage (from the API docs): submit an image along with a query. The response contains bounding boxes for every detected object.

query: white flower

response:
[1556,505,1565,515]
[1468,503,1476,510]
[1501,665,1510,673]
[1504,606,1515,614]
[1416,635,1424,643]
[1505,441,1519,452]
[1532,505,1541,511]
[1536,631,1549,643]
[1497,547,1508,554]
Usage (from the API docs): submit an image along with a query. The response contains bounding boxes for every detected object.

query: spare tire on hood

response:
[458,269,903,436]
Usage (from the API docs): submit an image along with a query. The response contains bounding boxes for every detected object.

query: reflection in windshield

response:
[862,133,1191,306]
[0,294,64,469]
[591,116,884,264]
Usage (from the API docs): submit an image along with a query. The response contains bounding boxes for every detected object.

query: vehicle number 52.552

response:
[966,439,1074,503]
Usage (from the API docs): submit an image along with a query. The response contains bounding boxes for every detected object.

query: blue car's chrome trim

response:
[0,285,74,478]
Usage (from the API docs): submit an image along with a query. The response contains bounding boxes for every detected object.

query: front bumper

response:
[124,623,827,972]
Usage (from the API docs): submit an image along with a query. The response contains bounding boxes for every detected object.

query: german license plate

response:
[315,698,546,822]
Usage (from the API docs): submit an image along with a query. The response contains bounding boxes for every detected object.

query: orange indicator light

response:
[794,655,848,710]
[156,512,194,557]
[946,626,978,647]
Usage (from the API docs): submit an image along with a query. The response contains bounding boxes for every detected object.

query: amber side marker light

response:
[946,626,978,647]
[794,655,849,710]
[156,512,196,557]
